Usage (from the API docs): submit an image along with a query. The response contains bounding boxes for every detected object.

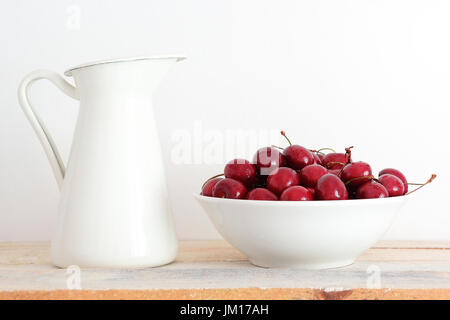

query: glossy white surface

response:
[18,56,184,268]
[195,194,408,269]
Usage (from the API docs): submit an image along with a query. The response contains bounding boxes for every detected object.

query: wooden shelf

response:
[0,240,449,300]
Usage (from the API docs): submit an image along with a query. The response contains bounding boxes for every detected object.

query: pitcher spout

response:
[66,55,186,95]
[64,55,186,76]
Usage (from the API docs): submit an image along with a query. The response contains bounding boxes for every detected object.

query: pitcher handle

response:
[18,70,78,190]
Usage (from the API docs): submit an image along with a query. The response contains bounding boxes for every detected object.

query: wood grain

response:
[1,288,450,300]
[0,241,449,300]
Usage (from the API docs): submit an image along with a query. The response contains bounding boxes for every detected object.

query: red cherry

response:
[322,153,346,169]
[313,152,325,165]
[315,174,349,200]
[283,145,315,170]
[279,131,314,170]
[341,161,372,191]
[379,168,408,194]
[247,188,278,201]
[212,178,247,199]
[299,164,328,188]
[306,187,316,199]
[378,174,404,197]
[201,177,223,197]
[224,158,256,187]
[267,167,300,196]
[280,186,313,201]
[356,181,389,199]
[253,147,286,176]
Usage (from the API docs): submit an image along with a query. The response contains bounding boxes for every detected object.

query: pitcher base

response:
[52,254,177,269]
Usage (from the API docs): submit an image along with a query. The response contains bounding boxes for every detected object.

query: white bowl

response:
[194,194,407,269]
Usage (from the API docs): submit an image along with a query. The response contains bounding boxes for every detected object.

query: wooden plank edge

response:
[370,240,450,249]
[1,288,449,300]
[2,240,450,249]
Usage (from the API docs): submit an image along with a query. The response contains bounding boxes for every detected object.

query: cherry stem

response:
[337,146,354,175]
[310,149,329,156]
[317,147,336,154]
[344,146,354,164]
[344,175,374,186]
[280,131,292,146]
[271,145,285,150]
[406,174,437,195]
[201,173,224,190]
[326,161,345,169]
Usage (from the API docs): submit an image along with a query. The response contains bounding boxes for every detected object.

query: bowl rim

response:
[194,193,409,207]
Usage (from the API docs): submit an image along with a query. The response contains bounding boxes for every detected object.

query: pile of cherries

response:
[201,131,435,201]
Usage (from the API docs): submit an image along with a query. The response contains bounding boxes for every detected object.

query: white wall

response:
[1,0,449,241]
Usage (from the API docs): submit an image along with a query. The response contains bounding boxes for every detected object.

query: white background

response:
[1,0,449,241]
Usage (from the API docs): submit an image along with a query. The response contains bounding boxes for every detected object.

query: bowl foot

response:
[248,258,355,270]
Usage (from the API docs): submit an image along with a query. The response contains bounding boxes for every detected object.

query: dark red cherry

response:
[283,145,315,170]
[280,186,313,201]
[266,167,300,196]
[212,178,247,199]
[348,191,357,199]
[299,164,328,188]
[379,168,408,194]
[201,177,223,197]
[247,188,278,201]
[315,174,349,200]
[255,174,268,188]
[378,174,404,197]
[322,153,346,169]
[341,161,372,191]
[224,158,256,187]
[253,147,286,176]
[356,181,389,199]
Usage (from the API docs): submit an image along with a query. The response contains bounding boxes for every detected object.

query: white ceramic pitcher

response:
[18,56,185,268]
